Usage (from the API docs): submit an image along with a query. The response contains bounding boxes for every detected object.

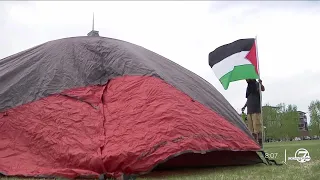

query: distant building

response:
[262,105,280,110]
[87,13,100,37]
[87,30,99,37]
[297,111,309,137]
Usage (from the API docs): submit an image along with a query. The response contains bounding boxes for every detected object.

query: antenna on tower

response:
[87,12,99,37]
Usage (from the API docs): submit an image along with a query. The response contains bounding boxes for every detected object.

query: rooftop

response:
[297,111,306,114]
[262,105,280,109]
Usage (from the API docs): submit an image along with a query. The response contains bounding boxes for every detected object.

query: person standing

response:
[242,79,265,147]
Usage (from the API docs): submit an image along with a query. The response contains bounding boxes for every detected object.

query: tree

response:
[308,100,320,136]
[279,104,300,139]
[262,104,281,140]
[263,103,300,140]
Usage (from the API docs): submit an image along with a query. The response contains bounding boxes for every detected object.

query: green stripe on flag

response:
[219,64,259,89]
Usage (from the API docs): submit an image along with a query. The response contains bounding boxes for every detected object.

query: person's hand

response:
[241,107,245,112]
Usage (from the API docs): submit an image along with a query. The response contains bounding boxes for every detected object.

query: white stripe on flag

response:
[212,51,251,79]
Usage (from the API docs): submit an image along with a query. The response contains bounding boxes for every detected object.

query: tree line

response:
[254,100,320,140]
[308,100,320,136]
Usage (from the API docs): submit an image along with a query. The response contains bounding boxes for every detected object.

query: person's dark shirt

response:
[246,80,261,114]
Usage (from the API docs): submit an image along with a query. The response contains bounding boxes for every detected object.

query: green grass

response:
[1,140,319,180]
[140,140,320,180]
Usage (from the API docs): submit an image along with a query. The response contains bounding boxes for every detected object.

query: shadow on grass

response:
[139,164,266,179]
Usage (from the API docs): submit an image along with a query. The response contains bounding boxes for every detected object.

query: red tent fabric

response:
[0,36,263,179]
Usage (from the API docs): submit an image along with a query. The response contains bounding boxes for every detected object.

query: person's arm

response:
[242,100,247,111]
[258,79,265,91]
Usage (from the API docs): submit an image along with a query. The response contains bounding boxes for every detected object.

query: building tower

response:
[87,13,100,37]
[298,111,309,137]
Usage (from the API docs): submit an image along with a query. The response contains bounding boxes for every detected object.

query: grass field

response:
[140,140,320,180]
[1,140,319,180]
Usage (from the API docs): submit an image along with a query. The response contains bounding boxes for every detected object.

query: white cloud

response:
[0,1,319,118]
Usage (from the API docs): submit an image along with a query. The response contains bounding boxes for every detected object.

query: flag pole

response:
[255,35,264,147]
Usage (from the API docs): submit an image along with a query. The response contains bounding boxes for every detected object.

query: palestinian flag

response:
[209,38,260,90]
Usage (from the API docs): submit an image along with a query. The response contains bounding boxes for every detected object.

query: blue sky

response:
[1,1,319,122]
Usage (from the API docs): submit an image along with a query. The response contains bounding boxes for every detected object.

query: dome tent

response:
[0,36,268,179]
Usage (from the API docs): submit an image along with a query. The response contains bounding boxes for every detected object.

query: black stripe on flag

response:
[208,38,255,68]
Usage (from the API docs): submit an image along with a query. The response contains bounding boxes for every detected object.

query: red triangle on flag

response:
[245,41,259,76]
